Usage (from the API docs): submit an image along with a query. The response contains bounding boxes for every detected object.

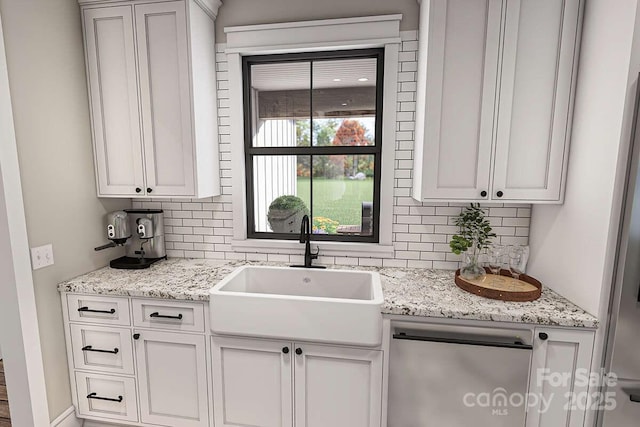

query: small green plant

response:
[267,195,309,215]
[450,203,496,255]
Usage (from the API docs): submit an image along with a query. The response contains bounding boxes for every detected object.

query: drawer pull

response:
[149,312,183,320]
[87,392,123,403]
[78,307,116,314]
[81,345,119,355]
[392,332,533,350]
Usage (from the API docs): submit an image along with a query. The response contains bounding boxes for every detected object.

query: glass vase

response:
[460,247,486,280]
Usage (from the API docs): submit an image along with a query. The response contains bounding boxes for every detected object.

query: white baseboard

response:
[50,406,130,427]
[50,407,83,427]
[83,422,129,427]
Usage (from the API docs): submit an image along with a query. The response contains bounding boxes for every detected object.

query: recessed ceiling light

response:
[358,77,369,82]
[341,103,348,106]
[333,78,341,82]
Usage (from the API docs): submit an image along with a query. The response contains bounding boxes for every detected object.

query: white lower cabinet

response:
[212,336,383,427]
[526,328,595,427]
[62,295,210,427]
[295,343,383,427]
[135,330,209,427]
[212,336,293,427]
[63,293,596,427]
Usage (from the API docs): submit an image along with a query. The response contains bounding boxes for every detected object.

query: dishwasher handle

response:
[392,332,533,350]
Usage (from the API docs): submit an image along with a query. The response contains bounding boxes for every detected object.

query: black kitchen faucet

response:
[291,215,326,269]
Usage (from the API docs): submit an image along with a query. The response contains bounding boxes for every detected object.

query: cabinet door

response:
[294,343,383,427]
[416,0,502,200]
[212,336,293,427]
[135,1,195,197]
[82,6,145,197]
[526,328,595,427]
[493,0,582,201]
[134,330,209,427]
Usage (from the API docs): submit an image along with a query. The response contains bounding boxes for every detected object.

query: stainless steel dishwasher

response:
[388,322,533,427]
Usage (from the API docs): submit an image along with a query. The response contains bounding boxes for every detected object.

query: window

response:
[243,49,384,242]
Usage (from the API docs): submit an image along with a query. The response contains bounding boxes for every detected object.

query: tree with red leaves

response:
[331,119,372,146]
[329,120,373,178]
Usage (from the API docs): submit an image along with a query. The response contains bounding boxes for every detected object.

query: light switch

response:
[30,244,54,270]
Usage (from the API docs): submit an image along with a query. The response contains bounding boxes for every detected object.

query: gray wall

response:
[0,0,130,420]
[529,0,640,316]
[215,0,420,41]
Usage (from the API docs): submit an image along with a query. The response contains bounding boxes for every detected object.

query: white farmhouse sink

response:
[209,265,384,346]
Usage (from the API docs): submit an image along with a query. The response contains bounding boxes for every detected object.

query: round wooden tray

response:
[454,268,542,302]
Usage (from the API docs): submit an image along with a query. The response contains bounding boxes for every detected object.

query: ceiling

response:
[250,58,377,91]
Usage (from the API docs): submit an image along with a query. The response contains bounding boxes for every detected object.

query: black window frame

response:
[243,48,384,243]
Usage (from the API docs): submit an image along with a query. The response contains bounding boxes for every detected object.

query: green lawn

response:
[296,177,374,226]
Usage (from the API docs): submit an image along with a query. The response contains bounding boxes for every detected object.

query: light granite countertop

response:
[58,258,598,328]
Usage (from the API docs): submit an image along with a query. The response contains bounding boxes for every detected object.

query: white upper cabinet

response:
[414,0,502,201]
[82,6,145,196]
[135,1,195,197]
[80,0,221,198]
[413,0,583,203]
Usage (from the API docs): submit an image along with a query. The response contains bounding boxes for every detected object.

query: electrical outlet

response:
[30,244,54,270]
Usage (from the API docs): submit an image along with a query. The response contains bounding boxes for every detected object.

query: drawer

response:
[67,294,131,326]
[75,371,138,423]
[132,299,205,332]
[70,324,134,375]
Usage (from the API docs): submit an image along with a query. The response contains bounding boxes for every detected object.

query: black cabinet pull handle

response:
[539,332,549,341]
[133,333,140,340]
[146,187,153,193]
[87,392,123,403]
[496,191,504,198]
[282,347,289,354]
[81,345,119,354]
[480,190,487,197]
[295,348,303,355]
[78,307,115,314]
[135,187,142,193]
[149,312,183,320]
[630,394,640,403]
[392,332,533,350]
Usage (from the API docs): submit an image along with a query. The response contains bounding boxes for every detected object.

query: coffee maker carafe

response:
[95,209,167,269]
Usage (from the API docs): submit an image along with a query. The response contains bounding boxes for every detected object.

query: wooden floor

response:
[0,360,10,426]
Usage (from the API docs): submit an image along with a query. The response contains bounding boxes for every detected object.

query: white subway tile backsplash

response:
[246,253,268,261]
[150,36,530,270]
[502,217,531,227]
[398,51,417,62]
[408,260,433,268]
[401,40,419,51]
[420,252,447,261]
[400,82,417,92]
[517,208,532,218]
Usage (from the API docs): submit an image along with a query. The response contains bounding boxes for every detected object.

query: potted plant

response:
[267,195,309,233]
[450,203,496,280]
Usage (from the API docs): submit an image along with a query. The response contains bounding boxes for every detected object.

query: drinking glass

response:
[488,245,504,276]
[509,246,524,281]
